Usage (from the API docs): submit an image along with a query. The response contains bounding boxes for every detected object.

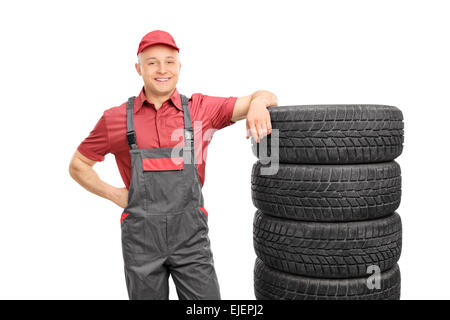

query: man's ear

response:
[135,63,142,76]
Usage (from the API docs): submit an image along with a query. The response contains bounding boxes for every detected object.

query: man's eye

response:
[167,61,174,64]
[148,63,155,65]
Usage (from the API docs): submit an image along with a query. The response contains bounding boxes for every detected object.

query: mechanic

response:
[69,30,278,300]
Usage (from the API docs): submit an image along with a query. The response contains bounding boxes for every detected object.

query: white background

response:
[0,0,449,300]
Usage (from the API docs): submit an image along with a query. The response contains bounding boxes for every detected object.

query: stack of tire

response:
[251,105,404,300]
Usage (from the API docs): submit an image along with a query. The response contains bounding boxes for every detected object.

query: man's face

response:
[135,44,181,96]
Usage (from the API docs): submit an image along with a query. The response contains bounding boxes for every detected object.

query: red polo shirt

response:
[77,87,238,189]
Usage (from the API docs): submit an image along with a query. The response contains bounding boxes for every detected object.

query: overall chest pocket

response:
[142,156,187,212]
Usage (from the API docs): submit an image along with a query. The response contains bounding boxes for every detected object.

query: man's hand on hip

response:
[110,187,129,209]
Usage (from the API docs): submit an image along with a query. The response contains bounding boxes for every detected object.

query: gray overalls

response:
[120,94,220,300]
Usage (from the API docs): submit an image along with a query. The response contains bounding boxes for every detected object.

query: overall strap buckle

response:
[127,131,137,147]
[184,129,193,141]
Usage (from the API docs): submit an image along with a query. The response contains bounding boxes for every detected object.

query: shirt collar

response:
[134,87,183,113]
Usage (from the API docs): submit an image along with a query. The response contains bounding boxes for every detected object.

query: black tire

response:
[253,210,402,279]
[251,161,401,222]
[254,258,401,300]
[252,105,404,164]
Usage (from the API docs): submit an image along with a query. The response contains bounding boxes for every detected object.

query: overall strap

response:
[180,94,195,164]
[180,94,193,134]
[126,96,138,150]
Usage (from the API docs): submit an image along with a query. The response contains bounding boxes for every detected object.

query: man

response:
[69,30,278,300]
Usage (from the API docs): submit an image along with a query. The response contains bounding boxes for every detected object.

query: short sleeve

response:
[200,95,238,130]
[77,112,110,161]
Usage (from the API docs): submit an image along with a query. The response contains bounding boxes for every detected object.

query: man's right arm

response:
[68,150,128,209]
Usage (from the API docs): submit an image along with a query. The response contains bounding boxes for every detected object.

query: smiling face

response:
[135,44,181,97]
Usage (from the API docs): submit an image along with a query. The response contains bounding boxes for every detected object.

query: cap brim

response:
[138,42,180,55]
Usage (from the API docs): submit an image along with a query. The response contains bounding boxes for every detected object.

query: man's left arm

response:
[231,90,279,143]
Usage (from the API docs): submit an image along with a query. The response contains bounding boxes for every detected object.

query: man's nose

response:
[158,64,167,74]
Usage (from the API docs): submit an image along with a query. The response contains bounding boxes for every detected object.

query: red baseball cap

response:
[137,30,180,56]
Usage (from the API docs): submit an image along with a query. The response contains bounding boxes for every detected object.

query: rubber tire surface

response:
[251,161,401,222]
[254,258,401,300]
[252,105,404,164]
[253,210,402,278]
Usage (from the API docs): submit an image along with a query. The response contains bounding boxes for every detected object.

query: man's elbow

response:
[69,151,96,180]
[69,155,82,180]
